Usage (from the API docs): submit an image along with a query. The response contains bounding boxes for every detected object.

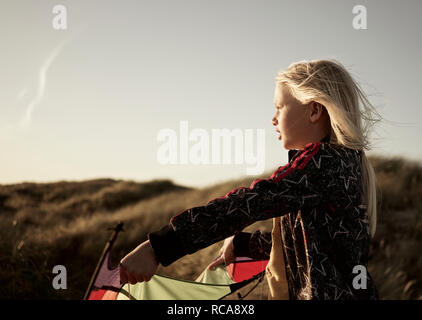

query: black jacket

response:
[148,136,379,300]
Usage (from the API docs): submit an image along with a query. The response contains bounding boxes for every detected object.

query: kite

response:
[84,223,269,300]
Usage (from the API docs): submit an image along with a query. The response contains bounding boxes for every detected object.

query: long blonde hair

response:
[275,59,381,238]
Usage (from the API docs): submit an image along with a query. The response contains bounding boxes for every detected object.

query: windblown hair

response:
[275,59,381,238]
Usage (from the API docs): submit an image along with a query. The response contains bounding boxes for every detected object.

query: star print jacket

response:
[148,138,379,300]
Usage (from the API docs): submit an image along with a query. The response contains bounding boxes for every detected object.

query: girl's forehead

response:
[274,84,290,104]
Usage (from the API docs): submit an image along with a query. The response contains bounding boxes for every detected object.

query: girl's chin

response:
[281,139,294,150]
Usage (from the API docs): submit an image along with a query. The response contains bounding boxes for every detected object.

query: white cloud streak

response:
[17,25,87,131]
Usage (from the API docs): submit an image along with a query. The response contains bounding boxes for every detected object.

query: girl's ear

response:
[308,101,324,123]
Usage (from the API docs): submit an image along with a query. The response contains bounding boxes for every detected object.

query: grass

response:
[0,156,421,300]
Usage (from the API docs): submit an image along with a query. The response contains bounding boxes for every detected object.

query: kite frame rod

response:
[83,222,124,300]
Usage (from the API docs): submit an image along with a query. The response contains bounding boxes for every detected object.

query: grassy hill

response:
[0,156,421,300]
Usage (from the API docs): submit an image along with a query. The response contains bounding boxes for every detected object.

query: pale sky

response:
[1,0,421,188]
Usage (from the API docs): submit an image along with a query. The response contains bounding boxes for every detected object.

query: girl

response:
[120,59,380,300]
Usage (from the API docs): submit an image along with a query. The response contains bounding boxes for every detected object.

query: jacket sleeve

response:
[233,231,272,260]
[148,142,324,266]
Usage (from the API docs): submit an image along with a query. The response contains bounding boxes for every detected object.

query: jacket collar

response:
[288,134,331,162]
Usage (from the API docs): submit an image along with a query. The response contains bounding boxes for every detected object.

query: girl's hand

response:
[207,235,236,270]
[119,240,159,285]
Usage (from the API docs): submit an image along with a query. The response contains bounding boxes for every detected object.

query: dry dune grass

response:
[0,155,421,299]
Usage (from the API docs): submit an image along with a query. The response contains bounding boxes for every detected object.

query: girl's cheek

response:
[279,115,286,131]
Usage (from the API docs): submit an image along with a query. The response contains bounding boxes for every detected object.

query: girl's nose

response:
[272,116,278,126]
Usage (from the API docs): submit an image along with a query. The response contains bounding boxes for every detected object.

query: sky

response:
[1,0,421,188]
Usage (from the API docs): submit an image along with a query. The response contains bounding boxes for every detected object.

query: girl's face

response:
[272,84,312,150]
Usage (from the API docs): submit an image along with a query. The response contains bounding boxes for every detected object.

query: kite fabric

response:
[87,242,269,300]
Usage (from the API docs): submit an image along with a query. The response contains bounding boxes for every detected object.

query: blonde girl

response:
[120,59,380,300]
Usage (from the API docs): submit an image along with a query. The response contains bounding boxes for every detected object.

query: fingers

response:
[208,256,225,270]
[120,263,150,285]
[127,273,138,285]
[119,264,128,285]
[127,271,145,285]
